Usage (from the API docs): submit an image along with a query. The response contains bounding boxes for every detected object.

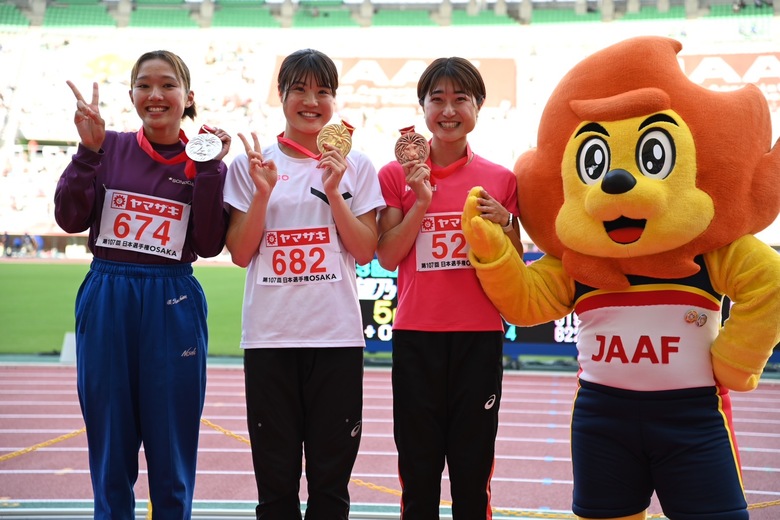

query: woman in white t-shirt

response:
[223,48,385,520]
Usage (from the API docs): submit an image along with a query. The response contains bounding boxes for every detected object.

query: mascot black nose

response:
[601,169,636,195]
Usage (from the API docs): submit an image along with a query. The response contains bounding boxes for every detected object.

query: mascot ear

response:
[752,135,780,235]
[691,81,780,248]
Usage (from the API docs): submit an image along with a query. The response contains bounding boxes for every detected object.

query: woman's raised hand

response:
[404,161,432,204]
[238,132,277,197]
[66,80,105,152]
[318,142,348,195]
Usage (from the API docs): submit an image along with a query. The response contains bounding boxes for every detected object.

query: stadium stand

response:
[291,6,360,26]
[0,2,30,25]
[370,7,438,25]
[529,5,601,22]
[129,6,199,26]
[42,1,116,26]
[449,8,516,24]
[709,2,772,16]
[619,4,687,19]
[300,0,344,7]
[134,0,188,5]
[211,4,280,26]
[0,0,778,249]
[1,0,779,28]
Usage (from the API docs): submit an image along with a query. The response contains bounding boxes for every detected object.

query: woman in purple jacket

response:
[54,50,230,520]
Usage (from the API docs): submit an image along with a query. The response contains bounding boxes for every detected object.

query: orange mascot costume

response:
[462,36,780,520]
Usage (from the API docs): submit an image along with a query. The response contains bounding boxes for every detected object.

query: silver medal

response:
[185,133,222,162]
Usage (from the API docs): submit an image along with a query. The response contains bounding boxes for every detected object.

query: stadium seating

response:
[134,0,186,5]
[708,2,773,16]
[530,6,600,23]
[0,3,30,25]
[370,8,438,25]
[211,5,281,26]
[1,0,779,243]
[52,0,102,4]
[299,0,345,7]
[42,2,116,26]
[450,8,516,24]
[619,4,686,20]
[291,6,359,26]
[4,0,777,29]
[129,6,199,27]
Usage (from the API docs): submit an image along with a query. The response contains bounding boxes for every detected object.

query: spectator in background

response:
[21,232,34,256]
[54,50,230,520]
[34,235,44,257]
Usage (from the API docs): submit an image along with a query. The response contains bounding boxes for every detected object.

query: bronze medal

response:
[395,131,429,164]
[317,123,352,157]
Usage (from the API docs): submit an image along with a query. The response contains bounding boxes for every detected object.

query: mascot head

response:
[516,36,780,289]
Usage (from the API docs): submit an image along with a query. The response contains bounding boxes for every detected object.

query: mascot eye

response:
[636,129,675,179]
[577,137,610,185]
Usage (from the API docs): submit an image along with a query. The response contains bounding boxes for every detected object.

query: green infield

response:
[0,261,245,357]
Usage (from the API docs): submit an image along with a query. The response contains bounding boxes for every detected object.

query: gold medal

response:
[395,131,429,163]
[317,123,352,157]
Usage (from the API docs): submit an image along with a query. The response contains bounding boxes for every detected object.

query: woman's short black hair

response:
[417,57,486,109]
[277,48,339,101]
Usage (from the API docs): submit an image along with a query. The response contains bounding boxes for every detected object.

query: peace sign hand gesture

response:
[66,80,105,152]
[238,132,277,198]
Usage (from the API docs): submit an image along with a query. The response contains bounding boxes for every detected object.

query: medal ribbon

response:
[276,120,355,161]
[341,120,356,135]
[136,128,198,180]
[426,143,473,186]
[277,132,321,160]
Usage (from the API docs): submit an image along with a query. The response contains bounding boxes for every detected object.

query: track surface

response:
[1,363,779,519]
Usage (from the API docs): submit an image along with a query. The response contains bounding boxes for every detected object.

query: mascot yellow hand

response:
[712,360,759,392]
[462,186,510,263]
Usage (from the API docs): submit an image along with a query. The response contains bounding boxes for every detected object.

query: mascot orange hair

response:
[462,36,780,520]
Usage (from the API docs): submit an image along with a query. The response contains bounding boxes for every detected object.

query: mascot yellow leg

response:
[577,512,646,520]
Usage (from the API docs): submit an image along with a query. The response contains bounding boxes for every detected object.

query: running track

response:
[1,362,779,519]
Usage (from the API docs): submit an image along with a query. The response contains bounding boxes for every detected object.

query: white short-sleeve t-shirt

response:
[224,142,385,349]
